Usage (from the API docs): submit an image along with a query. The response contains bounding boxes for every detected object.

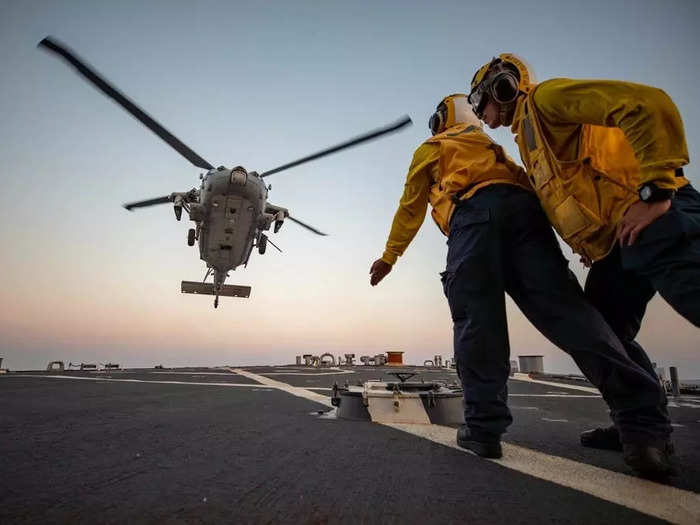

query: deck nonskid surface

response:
[1,366,698,523]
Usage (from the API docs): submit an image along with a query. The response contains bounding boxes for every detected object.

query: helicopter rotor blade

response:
[260,115,412,178]
[123,196,172,211]
[38,36,215,171]
[287,215,327,236]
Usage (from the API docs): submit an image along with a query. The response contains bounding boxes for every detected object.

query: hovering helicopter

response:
[39,37,412,307]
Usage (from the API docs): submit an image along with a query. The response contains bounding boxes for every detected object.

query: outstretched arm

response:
[370,143,438,286]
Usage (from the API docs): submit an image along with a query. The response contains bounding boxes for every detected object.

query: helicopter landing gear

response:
[258,234,268,255]
[187,228,196,246]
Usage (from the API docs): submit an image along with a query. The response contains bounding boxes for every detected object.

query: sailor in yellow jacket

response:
[469,54,699,475]
[370,95,671,469]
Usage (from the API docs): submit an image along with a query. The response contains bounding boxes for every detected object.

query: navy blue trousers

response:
[441,185,670,445]
[585,184,700,419]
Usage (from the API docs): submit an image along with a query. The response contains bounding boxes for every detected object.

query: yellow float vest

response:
[515,87,690,261]
[425,124,531,235]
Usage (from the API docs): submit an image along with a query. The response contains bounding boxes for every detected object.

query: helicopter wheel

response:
[187,228,196,246]
[258,234,267,255]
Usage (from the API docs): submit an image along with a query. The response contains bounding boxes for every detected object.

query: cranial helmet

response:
[429,93,482,135]
[468,54,536,121]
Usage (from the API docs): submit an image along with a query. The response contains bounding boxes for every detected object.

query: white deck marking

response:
[260,371,355,376]
[152,372,244,376]
[387,423,700,524]
[12,375,266,388]
[541,418,569,423]
[511,373,600,393]
[228,368,333,407]
[510,394,600,398]
[229,369,700,523]
[10,373,335,403]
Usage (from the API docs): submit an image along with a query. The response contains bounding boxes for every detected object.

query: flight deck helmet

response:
[468,54,536,121]
[428,94,482,135]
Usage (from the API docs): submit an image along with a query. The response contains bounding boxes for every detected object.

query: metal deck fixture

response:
[319,353,335,366]
[509,360,519,376]
[386,351,404,366]
[344,354,355,366]
[670,366,681,397]
[518,355,544,374]
[331,371,464,425]
[46,361,65,371]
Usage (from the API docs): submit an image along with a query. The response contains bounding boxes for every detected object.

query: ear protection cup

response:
[490,70,520,105]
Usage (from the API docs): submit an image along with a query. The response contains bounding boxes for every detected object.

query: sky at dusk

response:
[1,0,698,378]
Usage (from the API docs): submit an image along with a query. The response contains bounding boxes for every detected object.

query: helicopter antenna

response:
[266,237,283,253]
[259,115,412,177]
[38,36,215,171]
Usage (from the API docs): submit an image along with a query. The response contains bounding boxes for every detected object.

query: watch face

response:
[640,186,652,201]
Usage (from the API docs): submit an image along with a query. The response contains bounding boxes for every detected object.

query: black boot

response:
[580,425,622,451]
[456,426,502,459]
[623,442,678,479]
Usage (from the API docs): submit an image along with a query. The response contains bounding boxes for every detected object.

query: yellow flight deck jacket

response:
[512,78,690,262]
[381,123,530,266]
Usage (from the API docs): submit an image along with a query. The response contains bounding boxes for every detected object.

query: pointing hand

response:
[369,259,392,286]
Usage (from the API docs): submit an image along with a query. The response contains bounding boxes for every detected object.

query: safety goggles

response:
[428,106,446,135]
[468,65,520,119]
[467,85,489,119]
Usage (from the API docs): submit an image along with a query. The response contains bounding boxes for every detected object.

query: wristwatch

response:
[639,182,676,203]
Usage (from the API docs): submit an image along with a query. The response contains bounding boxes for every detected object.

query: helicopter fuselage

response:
[191,167,270,277]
